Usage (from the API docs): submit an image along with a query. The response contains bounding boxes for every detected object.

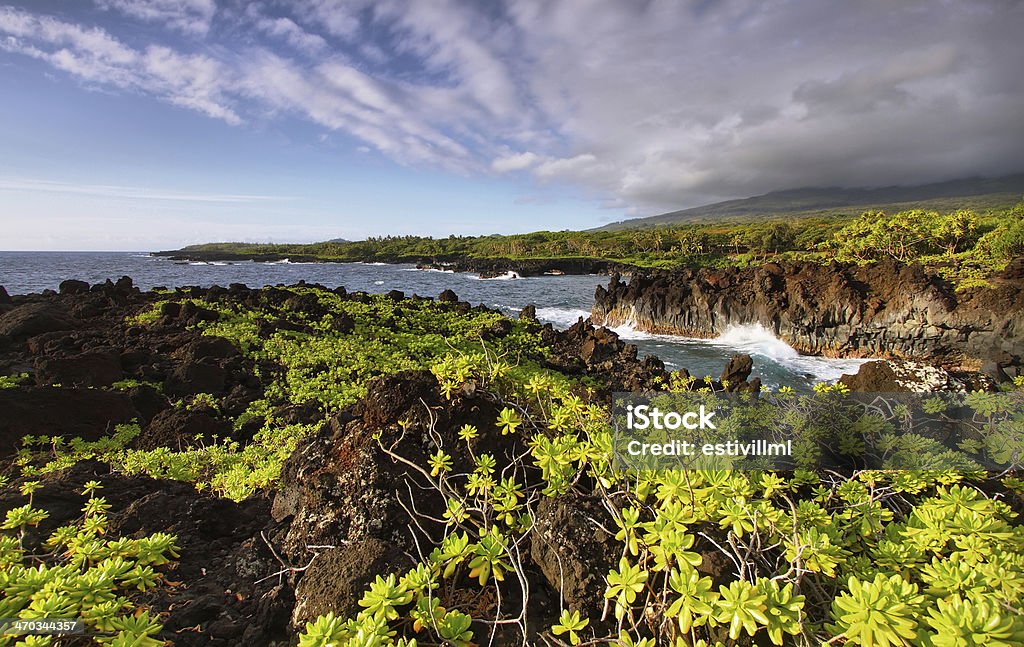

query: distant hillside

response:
[597,174,1024,230]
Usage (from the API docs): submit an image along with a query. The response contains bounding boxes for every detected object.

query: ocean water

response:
[0,252,869,390]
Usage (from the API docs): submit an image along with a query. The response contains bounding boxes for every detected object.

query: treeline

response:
[179,200,1023,284]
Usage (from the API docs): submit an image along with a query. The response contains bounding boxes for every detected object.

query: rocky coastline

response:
[592,258,1024,376]
[413,256,635,277]
[152,249,635,277]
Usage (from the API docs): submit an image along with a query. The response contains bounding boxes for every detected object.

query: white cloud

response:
[257,16,327,53]
[244,5,328,54]
[0,8,240,123]
[3,1,1024,214]
[534,154,599,179]
[0,177,286,203]
[491,152,539,173]
[95,0,216,36]
[299,0,364,38]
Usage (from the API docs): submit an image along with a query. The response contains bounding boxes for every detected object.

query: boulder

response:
[519,304,537,321]
[0,388,139,456]
[484,318,514,339]
[839,360,966,392]
[163,360,227,397]
[0,286,10,304]
[530,494,618,630]
[135,408,229,451]
[438,289,459,303]
[0,303,74,340]
[839,361,909,392]
[291,540,413,628]
[126,384,169,424]
[58,279,90,295]
[720,354,753,386]
[36,350,123,387]
[173,337,240,364]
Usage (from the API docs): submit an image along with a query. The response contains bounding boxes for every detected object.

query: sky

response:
[1,1,1022,250]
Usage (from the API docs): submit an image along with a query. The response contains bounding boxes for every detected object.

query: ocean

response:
[0,251,869,390]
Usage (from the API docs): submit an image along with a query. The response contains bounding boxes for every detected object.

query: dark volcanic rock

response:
[58,279,90,295]
[519,304,537,321]
[839,360,968,392]
[290,540,413,628]
[0,286,10,304]
[126,384,170,423]
[36,349,123,387]
[136,408,231,451]
[530,494,618,625]
[273,369,553,639]
[840,361,908,392]
[164,360,228,397]
[485,317,514,339]
[720,354,753,385]
[174,336,240,364]
[0,303,75,340]
[543,318,671,392]
[981,350,1022,383]
[592,260,1024,365]
[0,388,139,456]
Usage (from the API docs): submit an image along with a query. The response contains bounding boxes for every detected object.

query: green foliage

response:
[829,574,924,646]
[359,574,414,621]
[0,373,29,389]
[0,482,178,646]
[832,209,937,262]
[170,198,1021,288]
[551,609,588,645]
[29,288,548,501]
[605,557,649,619]
[714,579,768,641]
[923,595,1024,646]
[18,283,1024,645]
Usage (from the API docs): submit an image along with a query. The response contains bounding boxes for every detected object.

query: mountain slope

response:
[597,174,1024,230]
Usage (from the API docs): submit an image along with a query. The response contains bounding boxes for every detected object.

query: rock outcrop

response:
[592,258,1024,366]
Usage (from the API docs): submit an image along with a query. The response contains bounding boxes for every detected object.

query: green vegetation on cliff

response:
[166,199,1023,286]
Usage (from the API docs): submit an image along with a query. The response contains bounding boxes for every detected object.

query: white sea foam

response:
[604,319,870,382]
[534,307,591,328]
[708,323,870,380]
[474,271,520,280]
[400,267,455,273]
[711,323,799,359]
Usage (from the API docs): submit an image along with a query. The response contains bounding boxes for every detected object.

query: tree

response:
[932,209,978,257]
[746,222,796,259]
[832,210,934,262]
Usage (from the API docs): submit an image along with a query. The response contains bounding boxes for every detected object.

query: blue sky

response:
[1,1,1022,250]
